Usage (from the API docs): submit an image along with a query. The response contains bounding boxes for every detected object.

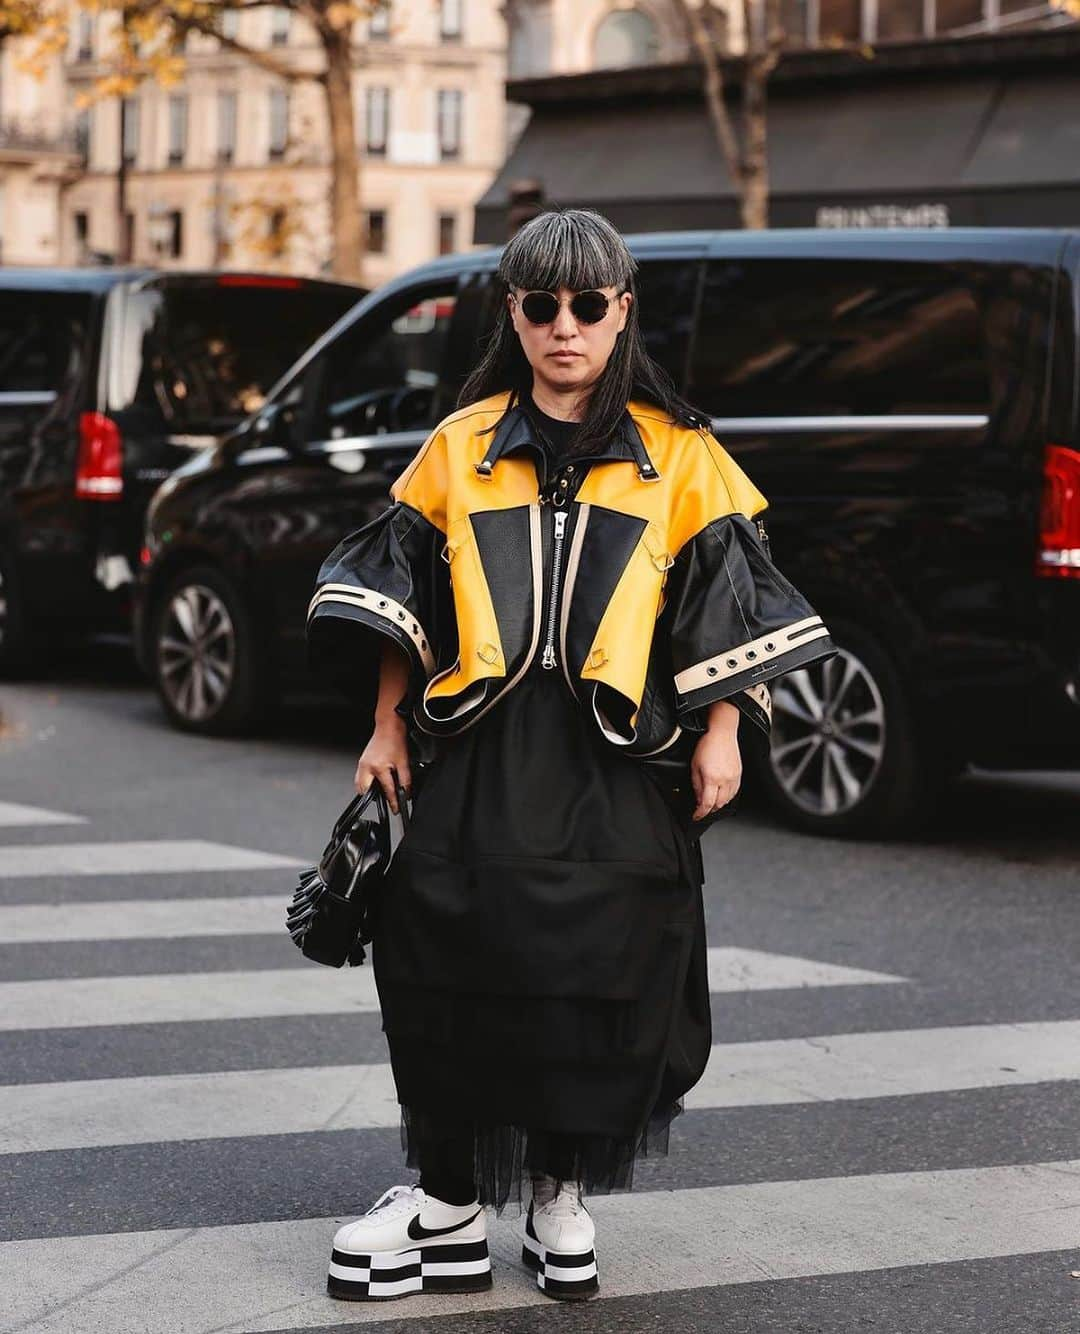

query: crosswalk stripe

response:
[0,949,904,1030]
[0,894,288,941]
[0,840,306,878]
[4,1017,1076,1155]
[6,1160,1080,1330]
[0,894,908,999]
[0,799,87,827]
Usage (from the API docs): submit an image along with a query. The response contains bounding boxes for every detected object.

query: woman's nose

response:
[552,303,578,336]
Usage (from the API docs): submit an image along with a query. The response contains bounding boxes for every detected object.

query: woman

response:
[307,208,837,1304]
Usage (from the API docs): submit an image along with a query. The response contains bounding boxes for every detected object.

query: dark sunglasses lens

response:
[521,292,559,324]
[571,291,609,324]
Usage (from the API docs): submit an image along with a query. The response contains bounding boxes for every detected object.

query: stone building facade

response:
[42,0,506,281]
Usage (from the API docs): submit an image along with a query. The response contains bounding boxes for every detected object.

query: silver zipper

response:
[541,507,568,669]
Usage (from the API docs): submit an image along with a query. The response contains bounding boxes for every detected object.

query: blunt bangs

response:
[497,208,638,295]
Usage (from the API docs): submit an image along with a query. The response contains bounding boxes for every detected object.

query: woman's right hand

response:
[355,715,411,814]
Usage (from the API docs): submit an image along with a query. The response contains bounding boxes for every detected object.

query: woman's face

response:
[507,283,632,397]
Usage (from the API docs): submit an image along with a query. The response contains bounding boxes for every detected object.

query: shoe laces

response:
[363,1184,424,1219]
[535,1181,585,1219]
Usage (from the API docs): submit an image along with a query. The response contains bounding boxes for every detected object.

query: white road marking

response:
[0,800,87,827]
[0,840,306,878]
[707,945,902,991]
[5,1160,1080,1331]
[0,947,904,1029]
[0,893,905,993]
[0,967,376,1031]
[0,895,288,942]
[4,1018,1078,1155]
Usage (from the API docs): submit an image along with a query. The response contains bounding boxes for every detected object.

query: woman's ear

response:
[616,291,632,333]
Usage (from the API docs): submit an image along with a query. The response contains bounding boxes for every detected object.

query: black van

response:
[134,230,1080,837]
[0,268,362,672]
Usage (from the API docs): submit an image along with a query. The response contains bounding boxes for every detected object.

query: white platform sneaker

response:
[328,1184,493,1301]
[521,1178,600,1300]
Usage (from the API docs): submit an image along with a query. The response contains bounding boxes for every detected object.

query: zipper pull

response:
[541,644,556,668]
[554,510,567,540]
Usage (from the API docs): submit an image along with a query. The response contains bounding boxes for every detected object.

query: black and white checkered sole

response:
[328,1237,493,1301]
[521,1204,600,1301]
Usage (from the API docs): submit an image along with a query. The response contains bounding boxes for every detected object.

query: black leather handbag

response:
[285,771,412,967]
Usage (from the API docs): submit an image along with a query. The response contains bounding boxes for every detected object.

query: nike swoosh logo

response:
[407,1207,481,1240]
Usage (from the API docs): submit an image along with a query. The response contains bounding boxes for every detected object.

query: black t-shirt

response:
[525,397,581,465]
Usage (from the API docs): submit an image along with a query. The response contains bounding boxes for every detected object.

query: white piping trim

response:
[307,585,435,676]
[675,617,830,694]
[415,503,545,735]
[711,414,989,434]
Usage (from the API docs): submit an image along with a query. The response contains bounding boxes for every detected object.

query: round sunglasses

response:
[510,288,625,327]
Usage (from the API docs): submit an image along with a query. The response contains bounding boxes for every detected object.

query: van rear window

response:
[110,280,358,432]
[0,292,93,395]
[689,259,992,418]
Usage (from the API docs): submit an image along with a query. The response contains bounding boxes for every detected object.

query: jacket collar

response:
[472,389,661,483]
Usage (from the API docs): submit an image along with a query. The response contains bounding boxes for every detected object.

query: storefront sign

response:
[816,203,951,228]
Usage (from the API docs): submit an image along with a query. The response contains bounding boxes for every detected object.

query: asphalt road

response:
[3,643,1080,1334]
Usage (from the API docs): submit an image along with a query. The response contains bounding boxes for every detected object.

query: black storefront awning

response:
[474,40,1080,242]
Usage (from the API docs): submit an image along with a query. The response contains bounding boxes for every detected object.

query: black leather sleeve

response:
[305,501,452,725]
[664,512,838,738]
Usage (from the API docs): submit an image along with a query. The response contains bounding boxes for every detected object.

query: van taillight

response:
[1038,443,1080,578]
[76,412,123,500]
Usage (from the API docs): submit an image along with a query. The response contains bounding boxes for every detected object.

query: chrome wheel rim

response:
[768,647,886,817]
[157,583,236,722]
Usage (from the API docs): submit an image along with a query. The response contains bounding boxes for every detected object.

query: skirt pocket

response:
[373,845,693,1001]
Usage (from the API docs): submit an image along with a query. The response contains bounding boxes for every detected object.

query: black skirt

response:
[371,655,713,1215]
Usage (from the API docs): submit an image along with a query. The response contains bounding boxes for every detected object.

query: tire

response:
[150,563,272,735]
[744,617,946,839]
[0,547,40,679]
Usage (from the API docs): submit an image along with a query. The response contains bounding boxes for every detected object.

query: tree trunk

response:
[675,0,745,218]
[739,0,784,229]
[740,50,769,228]
[322,23,363,283]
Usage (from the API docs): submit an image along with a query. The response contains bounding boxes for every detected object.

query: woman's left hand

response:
[690,701,742,821]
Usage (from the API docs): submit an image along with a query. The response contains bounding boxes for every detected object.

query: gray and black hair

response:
[458,207,708,458]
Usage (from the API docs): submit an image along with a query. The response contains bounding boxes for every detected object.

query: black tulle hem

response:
[398,1096,685,1218]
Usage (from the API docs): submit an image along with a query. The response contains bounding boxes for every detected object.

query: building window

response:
[121,97,139,166]
[166,210,183,259]
[73,212,89,257]
[369,2,390,37]
[120,100,138,166]
[76,12,94,60]
[217,90,237,163]
[366,209,387,255]
[122,211,135,261]
[437,211,456,255]
[168,94,187,166]
[74,108,91,164]
[268,88,289,161]
[437,89,462,160]
[593,8,660,68]
[270,7,290,45]
[147,207,184,260]
[365,86,390,156]
[440,0,463,41]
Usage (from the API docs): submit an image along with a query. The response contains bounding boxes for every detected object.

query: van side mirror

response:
[251,400,296,450]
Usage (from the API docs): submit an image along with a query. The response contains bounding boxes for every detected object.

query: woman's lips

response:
[551,351,580,359]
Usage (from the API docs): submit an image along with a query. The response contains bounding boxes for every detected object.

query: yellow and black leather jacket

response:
[306,389,837,758]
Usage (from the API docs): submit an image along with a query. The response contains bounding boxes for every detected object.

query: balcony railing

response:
[0,120,80,156]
